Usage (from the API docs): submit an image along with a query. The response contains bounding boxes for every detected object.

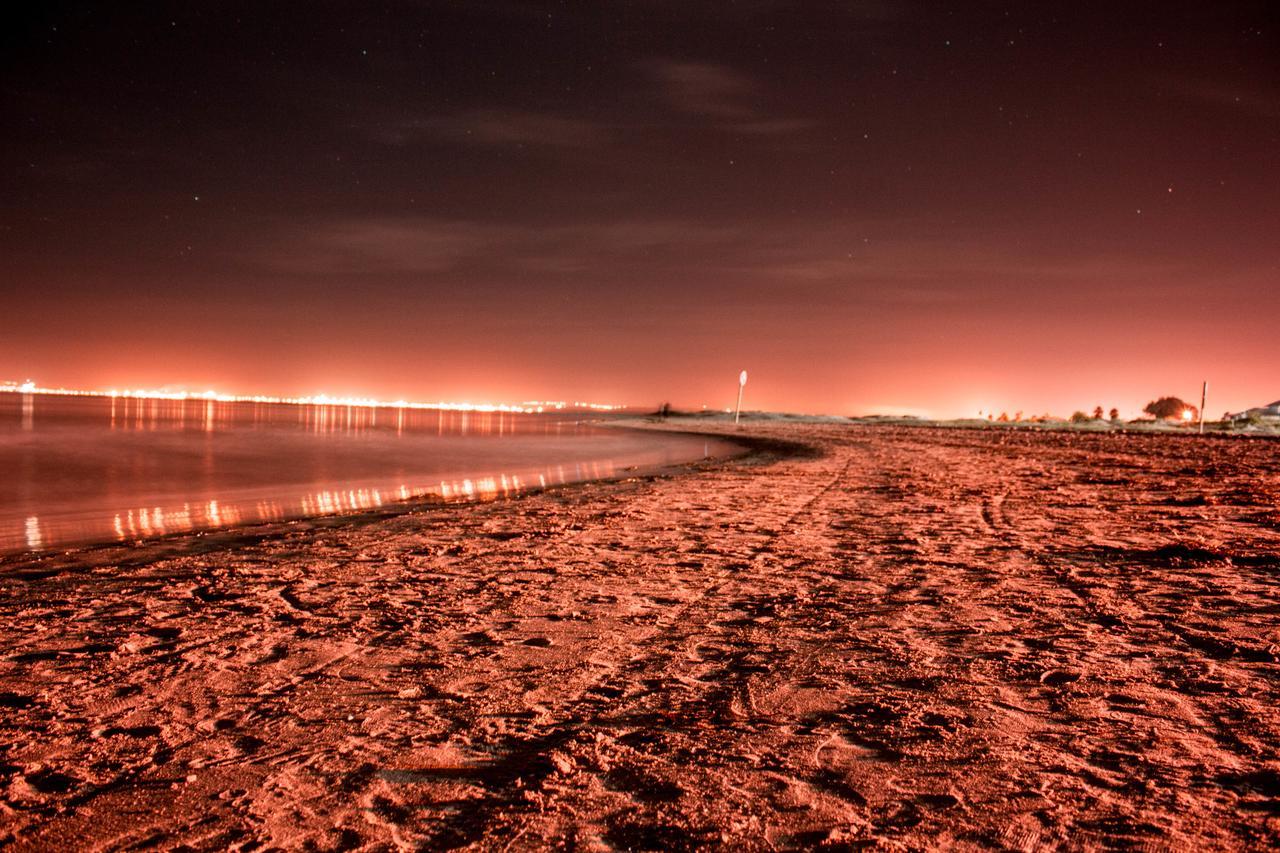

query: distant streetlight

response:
[1199,380,1207,435]
[734,370,747,425]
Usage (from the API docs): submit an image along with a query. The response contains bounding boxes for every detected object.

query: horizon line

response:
[0,381,626,415]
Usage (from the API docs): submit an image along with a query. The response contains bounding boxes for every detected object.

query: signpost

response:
[734,370,747,425]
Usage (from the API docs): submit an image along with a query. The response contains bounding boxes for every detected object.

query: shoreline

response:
[2,422,1278,849]
[656,410,1280,440]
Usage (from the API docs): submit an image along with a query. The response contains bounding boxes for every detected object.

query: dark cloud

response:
[642,59,817,136]
[252,217,742,277]
[384,110,611,150]
[647,60,759,119]
[1166,79,1280,119]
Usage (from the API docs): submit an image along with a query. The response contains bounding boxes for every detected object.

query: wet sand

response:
[1,422,1278,850]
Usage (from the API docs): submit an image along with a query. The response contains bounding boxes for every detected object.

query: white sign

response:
[739,370,748,386]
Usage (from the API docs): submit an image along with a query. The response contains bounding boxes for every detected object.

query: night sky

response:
[2,2,1276,416]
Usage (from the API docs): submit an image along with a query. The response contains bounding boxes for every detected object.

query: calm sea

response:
[0,393,739,554]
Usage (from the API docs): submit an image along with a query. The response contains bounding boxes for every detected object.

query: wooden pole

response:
[1199,380,1207,434]
[734,370,747,425]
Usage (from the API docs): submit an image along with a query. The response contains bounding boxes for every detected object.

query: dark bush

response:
[1144,396,1194,420]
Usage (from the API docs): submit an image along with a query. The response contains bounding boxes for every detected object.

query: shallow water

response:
[0,393,739,554]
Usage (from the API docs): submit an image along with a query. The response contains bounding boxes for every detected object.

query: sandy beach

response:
[2,421,1279,850]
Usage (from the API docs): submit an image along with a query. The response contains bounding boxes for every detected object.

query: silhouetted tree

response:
[1109,407,1119,421]
[997,412,1009,422]
[1070,411,1091,423]
[1092,406,1104,420]
[658,401,671,418]
[1144,396,1195,420]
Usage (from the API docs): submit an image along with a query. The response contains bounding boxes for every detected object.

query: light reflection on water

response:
[96,394,555,437]
[2,393,738,555]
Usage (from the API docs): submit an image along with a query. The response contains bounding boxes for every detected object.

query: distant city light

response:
[0,380,624,414]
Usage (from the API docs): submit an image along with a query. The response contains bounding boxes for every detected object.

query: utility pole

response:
[734,370,747,425]
[1199,380,1208,434]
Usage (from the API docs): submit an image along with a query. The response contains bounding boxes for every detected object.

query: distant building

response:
[1227,400,1280,422]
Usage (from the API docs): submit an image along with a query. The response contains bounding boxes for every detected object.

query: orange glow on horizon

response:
[0,381,624,415]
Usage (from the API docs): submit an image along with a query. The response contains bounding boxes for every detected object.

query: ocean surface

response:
[0,393,740,555]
